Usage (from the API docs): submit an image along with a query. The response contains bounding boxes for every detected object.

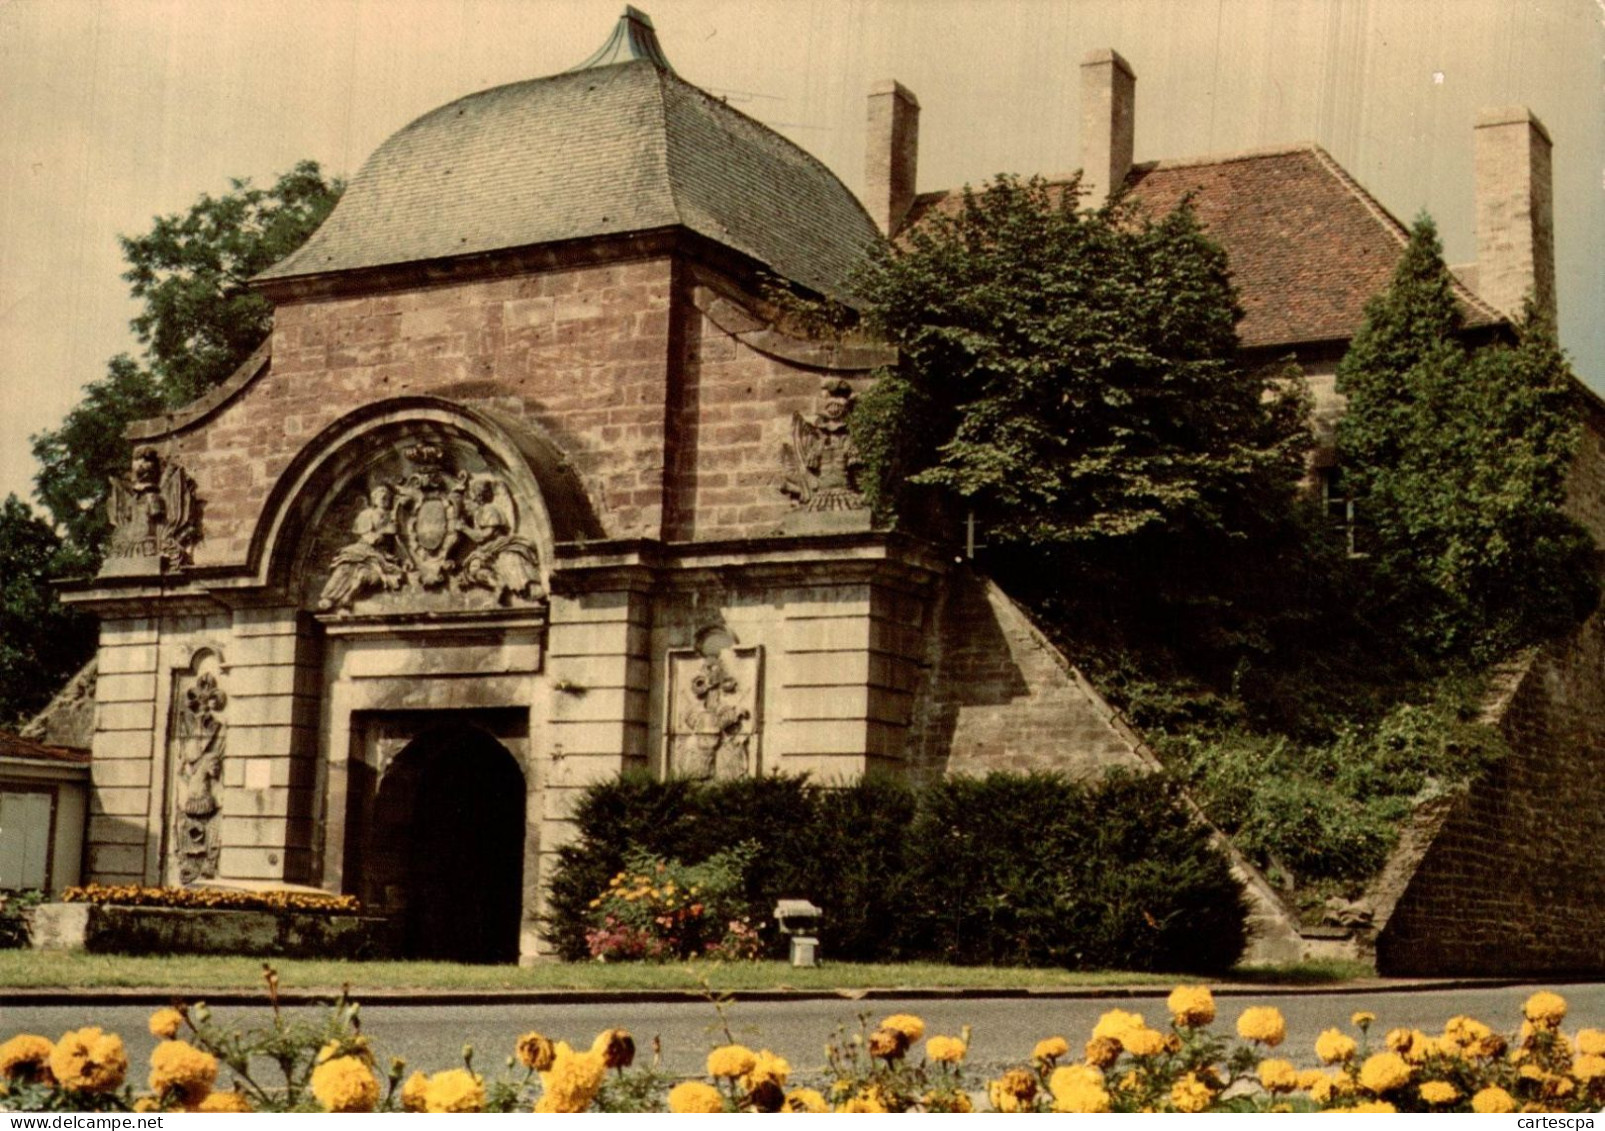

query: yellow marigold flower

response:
[0,1035,54,1084]
[743,1049,791,1089]
[423,1068,485,1113]
[148,1039,217,1106]
[926,1035,967,1063]
[1297,1068,1329,1091]
[590,1028,635,1069]
[1313,1027,1357,1064]
[993,1068,1037,1101]
[401,1070,429,1112]
[1167,985,1216,1027]
[147,1008,183,1041]
[988,1077,1034,1113]
[1472,1085,1516,1113]
[1257,1058,1298,1093]
[49,1027,127,1094]
[1122,1026,1167,1057]
[1033,1036,1069,1063]
[880,1013,925,1043]
[1092,1008,1147,1047]
[1084,1035,1121,1068]
[536,1046,606,1113]
[837,1093,889,1114]
[1573,1053,1605,1083]
[1050,1065,1111,1114]
[867,1026,908,1060]
[669,1080,725,1114]
[516,1031,555,1072]
[1236,1006,1287,1047]
[194,1090,251,1113]
[1170,1071,1214,1113]
[1418,1080,1459,1105]
[1357,1051,1412,1095]
[1309,1075,1340,1105]
[707,1043,758,1078]
[1383,1027,1412,1053]
[132,1095,159,1113]
[1350,1010,1376,1030]
[1577,1029,1605,1057]
[1349,1101,1398,1112]
[1524,991,1567,1028]
[310,1055,379,1113]
[783,1087,829,1113]
[1443,1014,1491,1046]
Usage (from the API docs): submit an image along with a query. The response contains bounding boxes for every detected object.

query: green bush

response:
[545,770,1248,972]
[900,773,1247,973]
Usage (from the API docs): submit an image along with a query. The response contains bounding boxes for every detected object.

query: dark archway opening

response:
[369,726,525,963]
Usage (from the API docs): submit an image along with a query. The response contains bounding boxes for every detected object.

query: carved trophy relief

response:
[667,631,761,780]
[314,440,545,614]
[102,445,201,575]
[171,662,227,884]
[778,378,872,533]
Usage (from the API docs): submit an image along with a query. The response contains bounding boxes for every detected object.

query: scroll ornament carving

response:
[104,445,200,573]
[173,671,226,884]
[779,378,866,512]
[317,443,543,612]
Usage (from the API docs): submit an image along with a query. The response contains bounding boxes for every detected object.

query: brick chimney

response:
[1080,48,1136,207]
[1473,107,1556,323]
[865,80,920,236]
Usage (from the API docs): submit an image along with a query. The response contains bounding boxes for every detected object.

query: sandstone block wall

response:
[154,259,676,566]
[907,568,1156,781]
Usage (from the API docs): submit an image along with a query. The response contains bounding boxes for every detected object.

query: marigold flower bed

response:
[2,980,1601,1112]
[61,884,361,915]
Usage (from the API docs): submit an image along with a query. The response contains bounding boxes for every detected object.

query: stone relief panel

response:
[170,653,226,884]
[666,629,761,780]
[307,438,545,616]
[101,445,201,576]
[778,378,871,533]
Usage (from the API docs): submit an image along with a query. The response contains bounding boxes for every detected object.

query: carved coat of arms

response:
[103,445,200,575]
[316,443,543,612]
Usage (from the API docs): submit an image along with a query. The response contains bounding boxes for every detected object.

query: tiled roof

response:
[257,59,880,301]
[906,145,1502,351]
[0,730,90,765]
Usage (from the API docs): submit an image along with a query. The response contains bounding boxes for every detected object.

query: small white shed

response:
[0,732,88,894]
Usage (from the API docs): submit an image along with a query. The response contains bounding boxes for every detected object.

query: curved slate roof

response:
[258,58,880,300]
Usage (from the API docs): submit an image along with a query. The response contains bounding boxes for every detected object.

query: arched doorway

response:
[369,726,526,963]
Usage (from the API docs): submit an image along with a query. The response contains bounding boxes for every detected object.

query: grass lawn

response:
[0,951,1372,993]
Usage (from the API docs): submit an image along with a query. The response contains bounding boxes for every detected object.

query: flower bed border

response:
[31,903,389,960]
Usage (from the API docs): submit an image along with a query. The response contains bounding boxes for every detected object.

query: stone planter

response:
[31,902,389,959]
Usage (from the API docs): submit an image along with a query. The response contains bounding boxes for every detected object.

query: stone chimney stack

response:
[1474,107,1556,323]
[865,80,920,236]
[1080,48,1136,207]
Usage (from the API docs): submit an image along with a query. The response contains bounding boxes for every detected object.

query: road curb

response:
[0,977,1547,1008]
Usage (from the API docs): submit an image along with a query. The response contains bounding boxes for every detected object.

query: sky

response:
[2,0,1602,511]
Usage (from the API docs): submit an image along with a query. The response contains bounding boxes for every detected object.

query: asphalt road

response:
[6,983,1605,1083]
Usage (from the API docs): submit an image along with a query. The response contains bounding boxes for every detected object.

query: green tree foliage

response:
[853,175,1309,547]
[1335,216,1598,662]
[0,495,97,727]
[31,160,343,562]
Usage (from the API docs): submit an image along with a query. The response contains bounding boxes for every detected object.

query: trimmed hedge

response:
[546,770,1247,973]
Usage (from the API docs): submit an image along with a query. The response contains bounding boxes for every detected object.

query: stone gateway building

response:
[54,10,1603,970]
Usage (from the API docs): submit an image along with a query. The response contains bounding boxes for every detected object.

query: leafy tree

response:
[31,160,343,561]
[1335,216,1597,662]
[8,161,341,725]
[850,175,1313,693]
[0,495,97,727]
[852,174,1309,547]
